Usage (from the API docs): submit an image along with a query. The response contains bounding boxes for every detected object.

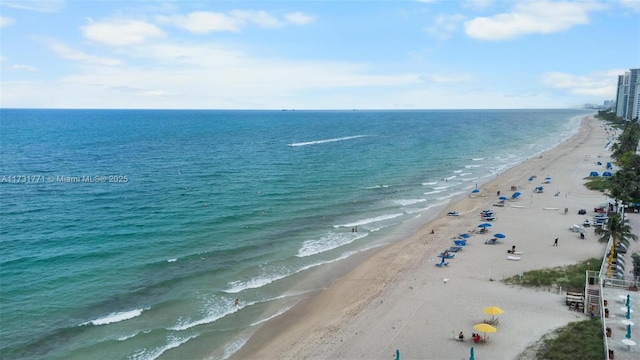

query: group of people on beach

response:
[458,332,482,343]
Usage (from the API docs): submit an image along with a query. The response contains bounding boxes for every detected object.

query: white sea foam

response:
[250,305,295,327]
[422,181,438,186]
[334,213,404,229]
[80,308,146,326]
[392,198,427,207]
[297,232,368,257]
[167,258,177,263]
[367,223,394,232]
[423,190,444,195]
[365,184,390,189]
[224,251,366,295]
[433,186,449,190]
[472,157,485,161]
[288,135,368,147]
[465,164,482,168]
[222,338,250,360]
[131,334,198,360]
[453,170,463,173]
[404,201,446,214]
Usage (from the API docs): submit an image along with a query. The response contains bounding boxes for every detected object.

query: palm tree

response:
[595,212,638,247]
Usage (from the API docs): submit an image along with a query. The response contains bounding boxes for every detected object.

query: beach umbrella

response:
[626,305,631,319]
[498,196,507,201]
[395,349,400,360]
[511,192,521,198]
[627,294,630,307]
[470,346,475,360]
[478,223,492,228]
[459,233,470,239]
[472,189,480,193]
[493,233,506,239]
[473,323,497,340]
[626,324,632,339]
[482,306,504,322]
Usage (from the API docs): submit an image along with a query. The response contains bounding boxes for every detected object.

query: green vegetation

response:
[502,258,601,291]
[633,253,640,278]
[533,319,604,360]
[507,260,605,360]
[595,212,638,246]
[588,111,640,207]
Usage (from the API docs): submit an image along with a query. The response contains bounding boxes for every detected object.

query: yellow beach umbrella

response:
[482,306,504,316]
[473,323,497,340]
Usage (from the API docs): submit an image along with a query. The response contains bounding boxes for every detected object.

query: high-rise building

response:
[615,68,640,121]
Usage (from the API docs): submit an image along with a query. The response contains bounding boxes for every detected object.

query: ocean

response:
[0,109,590,359]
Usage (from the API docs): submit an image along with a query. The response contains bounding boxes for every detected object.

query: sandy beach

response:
[233,115,614,360]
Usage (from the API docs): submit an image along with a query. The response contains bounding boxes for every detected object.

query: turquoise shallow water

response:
[0,109,590,359]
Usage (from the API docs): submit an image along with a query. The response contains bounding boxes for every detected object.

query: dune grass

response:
[502,258,602,291]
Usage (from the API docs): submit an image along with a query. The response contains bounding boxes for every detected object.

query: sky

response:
[1,0,639,110]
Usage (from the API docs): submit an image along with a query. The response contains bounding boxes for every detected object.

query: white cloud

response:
[1,16,15,27]
[462,0,495,10]
[428,73,473,83]
[1,0,63,13]
[425,13,466,39]
[136,89,173,97]
[11,64,38,72]
[541,71,617,97]
[618,0,640,12]
[47,41,123,66]
[231,10,282,28]
[158,9,313,34]
[157,11,246,33]
[82,19,165,46]
[284,12,315,25]
[465,1,604,41]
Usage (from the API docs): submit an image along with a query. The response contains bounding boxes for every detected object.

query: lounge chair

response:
[483,318,499,325]
[507,255,521,261]
[454,240,467,246]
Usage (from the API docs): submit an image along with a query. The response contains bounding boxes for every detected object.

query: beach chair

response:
[454,240,466,246]
[482,318,499,325]
[449,246,463,252]
[439,253,455,259]
[435,261,449,267]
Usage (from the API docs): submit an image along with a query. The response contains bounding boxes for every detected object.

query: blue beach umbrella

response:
[470,346,475,360]
[478,223,492,228]
[459,233,471,239]
[626,305,631,319]
[511,192,521,198]
[395,349,400,360]
[494,233,506,239]
[626,324,632,339]
[499,196,507,201]
[627,294,630,307]
[472,189,480,193]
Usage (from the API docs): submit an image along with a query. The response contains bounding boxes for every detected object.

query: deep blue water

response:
[0,109,589,359]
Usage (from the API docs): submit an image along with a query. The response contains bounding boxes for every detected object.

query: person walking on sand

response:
[553,237,558,246]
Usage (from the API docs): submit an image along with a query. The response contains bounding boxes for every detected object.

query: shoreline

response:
[233,115,611,359]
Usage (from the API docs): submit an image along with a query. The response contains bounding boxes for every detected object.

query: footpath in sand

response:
[234,116,614,360]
